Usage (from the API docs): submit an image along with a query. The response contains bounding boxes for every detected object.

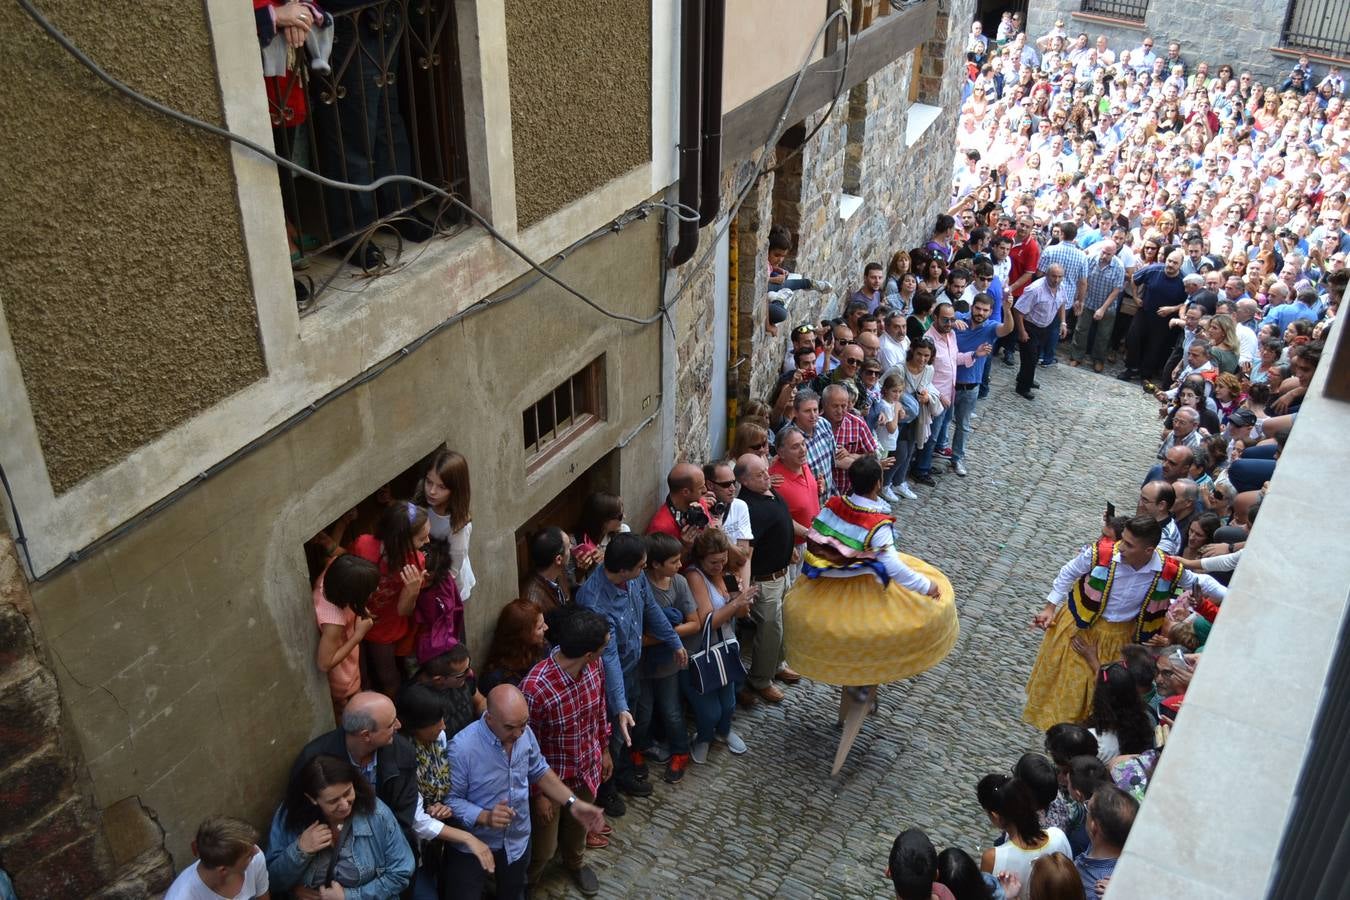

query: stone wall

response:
[0,530,172,899]
[1026,0,1303,85]
[670,0,974,450]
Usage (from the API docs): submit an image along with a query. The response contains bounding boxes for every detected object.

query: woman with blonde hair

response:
[731,420,770,460]
[1204,314,1241,374]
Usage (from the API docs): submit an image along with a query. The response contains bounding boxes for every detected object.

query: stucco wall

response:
[1027,0,1296,84]
[505,0,653,227]
[0,0,265,494]
[28,217,664,866]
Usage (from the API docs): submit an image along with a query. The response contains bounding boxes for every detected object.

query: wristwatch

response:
[564,795,578,812]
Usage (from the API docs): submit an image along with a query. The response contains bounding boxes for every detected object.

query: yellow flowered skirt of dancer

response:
[783,553,958,686]
[1023,605,1136,731]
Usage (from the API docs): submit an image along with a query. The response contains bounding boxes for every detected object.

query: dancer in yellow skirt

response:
[1023,514,1228,732]
[783,456,959,773]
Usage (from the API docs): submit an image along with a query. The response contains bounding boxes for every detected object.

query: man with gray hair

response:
[736,453,799,703]
[1170,477,1202,542]
[790,389,834,501]
[1157,407,1203,466]
[1070,239,1124,371]
[821,382,878,497]
[289,690,420,852]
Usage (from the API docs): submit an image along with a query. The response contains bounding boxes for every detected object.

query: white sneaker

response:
[812,279,835,293]
[952,460,968,477]
[691,742,710,764]
[718,730,748,754]
[898,482,919,500]
[881,486,899,503]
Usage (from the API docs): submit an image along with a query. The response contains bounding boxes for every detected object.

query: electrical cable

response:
[15,0,665,325]
[765,5,853,177]
[4,0,849,579]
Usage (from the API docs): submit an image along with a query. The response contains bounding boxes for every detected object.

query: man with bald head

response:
[735,452,800,704]
[1070,240,1124,371]
[646,462,713,543]
[1121,248,1188,383]
[290,690,420,852]
[449,684,606,898]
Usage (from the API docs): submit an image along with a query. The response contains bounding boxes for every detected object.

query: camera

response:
[682,505,711,529]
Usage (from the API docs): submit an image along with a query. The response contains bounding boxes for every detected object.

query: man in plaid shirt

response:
[791,389,835,500]
[521,609,613,895]
[821,383,877,496]
[1037,221,1089,365]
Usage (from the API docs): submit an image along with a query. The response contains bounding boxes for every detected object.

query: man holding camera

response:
[646,463,716,545]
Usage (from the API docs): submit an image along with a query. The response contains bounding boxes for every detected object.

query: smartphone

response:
[1105,502,1116,520]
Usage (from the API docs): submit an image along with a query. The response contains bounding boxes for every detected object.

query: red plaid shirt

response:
[520,652,611,794]
[830,411,877,497]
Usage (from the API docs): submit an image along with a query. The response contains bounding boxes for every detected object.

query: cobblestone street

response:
[536,358,1158,899]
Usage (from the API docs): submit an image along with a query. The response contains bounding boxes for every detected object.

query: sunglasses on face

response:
[711,479,736,488]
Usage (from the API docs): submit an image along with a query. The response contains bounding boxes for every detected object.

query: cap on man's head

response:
[1229,409,1258,427]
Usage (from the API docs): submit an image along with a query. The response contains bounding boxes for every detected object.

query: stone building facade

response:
[0,0,972,892]
[1026,0,1340,85]
[673,0,975,463]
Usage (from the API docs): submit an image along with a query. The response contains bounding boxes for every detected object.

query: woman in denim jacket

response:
[266,755,414,899]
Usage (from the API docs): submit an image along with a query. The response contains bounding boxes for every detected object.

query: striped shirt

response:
[800,418,836,499]
[1084,256,1125,311]
[1039,242,1090,308]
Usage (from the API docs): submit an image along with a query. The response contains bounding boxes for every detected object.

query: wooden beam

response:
[721,0,938,164]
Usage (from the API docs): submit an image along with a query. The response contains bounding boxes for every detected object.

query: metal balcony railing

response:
[1280,0,1350,61]
[262,0,470,297]
[1078,0,1149,22]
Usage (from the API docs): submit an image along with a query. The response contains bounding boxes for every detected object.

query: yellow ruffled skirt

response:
[783,553,958,686]
[1023,605,1136,732]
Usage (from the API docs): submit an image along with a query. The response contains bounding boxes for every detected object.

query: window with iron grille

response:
[1078,0,1149,22]
[1281,0,1350,61]
[523,357,606,467]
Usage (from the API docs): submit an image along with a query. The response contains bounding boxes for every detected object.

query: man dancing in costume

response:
[783,456,959,774]
[1023,514,1227,731]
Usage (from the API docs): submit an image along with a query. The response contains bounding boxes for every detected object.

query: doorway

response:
[511,449,622,590]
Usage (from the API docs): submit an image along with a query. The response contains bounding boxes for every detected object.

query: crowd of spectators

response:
[880,13,1339,900]
[160,12,1342,900]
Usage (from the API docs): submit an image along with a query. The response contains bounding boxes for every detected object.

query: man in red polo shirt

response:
[768,425,819,555]
[646,462,714,544]
[1004,214,1043,366]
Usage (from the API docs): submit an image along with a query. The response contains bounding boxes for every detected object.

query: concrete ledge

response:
[1107,323,1350,896]
[1269,45,1350,67]
[906,103,943,147]
[1070,11,1146,29]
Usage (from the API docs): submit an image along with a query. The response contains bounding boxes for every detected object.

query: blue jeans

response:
[888,440,917,488]
[634,673,689,754]
[679,669,736,744]
[915,403,955,475]
[949,386,979,463]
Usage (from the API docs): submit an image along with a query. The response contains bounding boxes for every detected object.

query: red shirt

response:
[350,534,421,646]
[768,460,819,544]
[520,652,611,795]
[1009,238,1041,298]
[646,496,712,538]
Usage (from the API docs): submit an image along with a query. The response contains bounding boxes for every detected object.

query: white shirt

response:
[879,331,908,374]
[1048,545,1226,621]
[165,851,268,900]
[722,497,754,543]
[1236,325,1258,368]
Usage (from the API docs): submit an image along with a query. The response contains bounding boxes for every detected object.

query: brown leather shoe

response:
[586,832,610,849]
[1068,359,1081,367]
[755,684,785,703]
[1093,362,1105,373]
[737,688,759,708]
[774,667,802,684]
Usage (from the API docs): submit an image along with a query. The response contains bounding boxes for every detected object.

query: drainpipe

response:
[667,0,704,268]
[697,0,725,227]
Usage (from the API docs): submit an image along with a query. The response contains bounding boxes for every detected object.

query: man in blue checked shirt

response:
[575,532,687,810]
